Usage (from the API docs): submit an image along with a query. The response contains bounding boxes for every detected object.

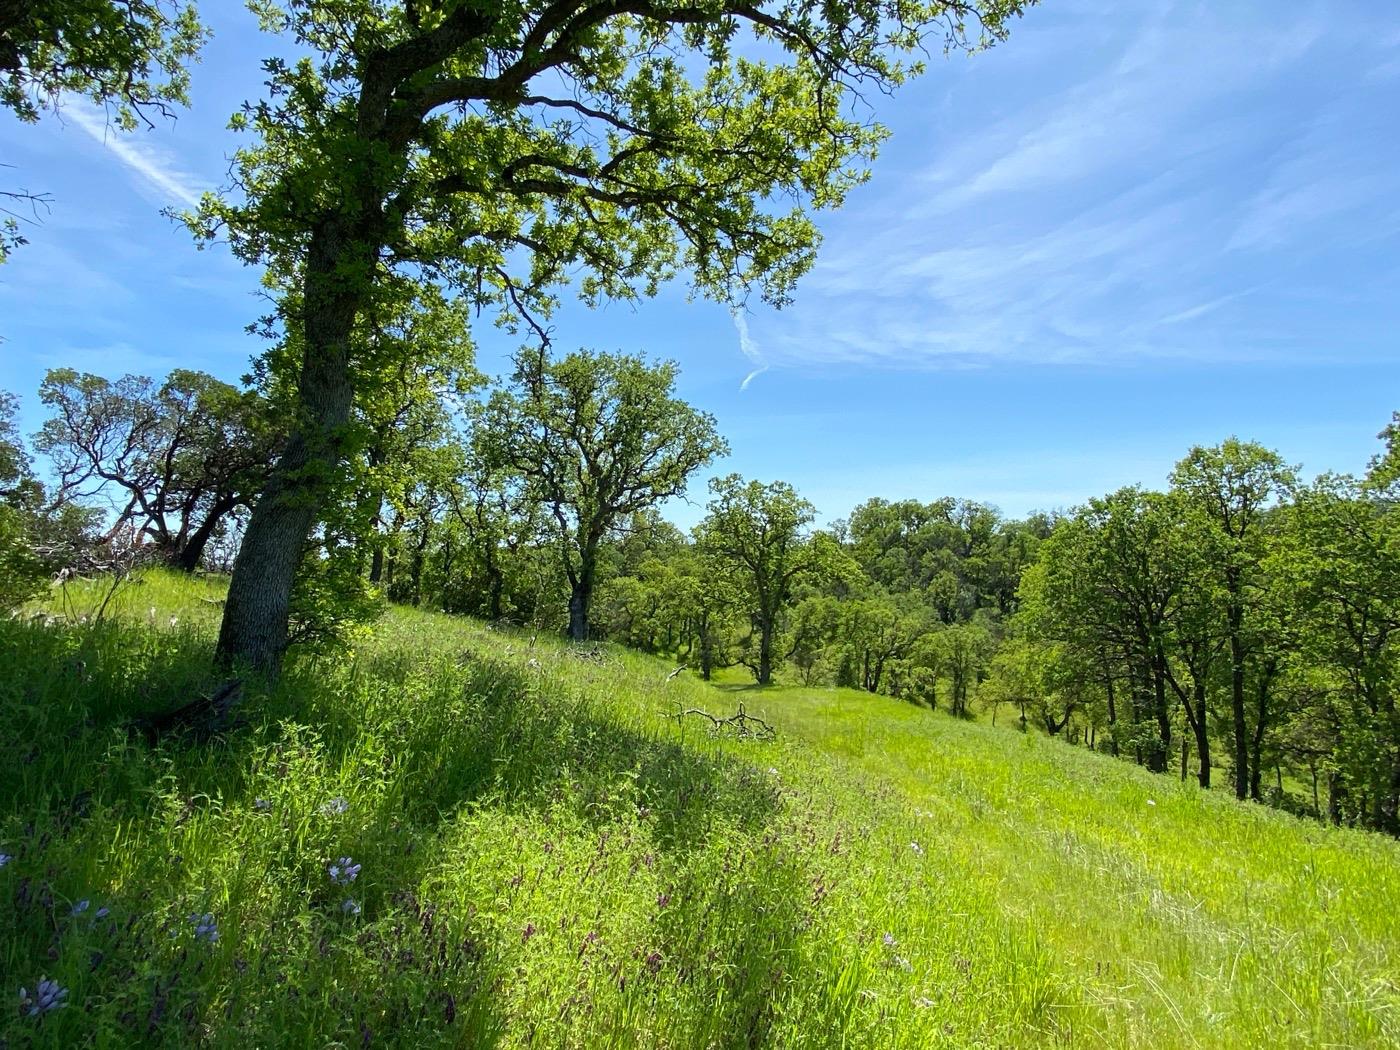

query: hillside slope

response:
[1,572,1397,1048]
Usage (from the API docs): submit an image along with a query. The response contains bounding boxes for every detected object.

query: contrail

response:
[68,104,206,209]
[732,309,769,391]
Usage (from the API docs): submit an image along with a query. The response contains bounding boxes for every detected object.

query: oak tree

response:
[190,0,1031,672]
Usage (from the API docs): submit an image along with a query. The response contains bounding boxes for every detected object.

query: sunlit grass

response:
[1,570,1396,1047]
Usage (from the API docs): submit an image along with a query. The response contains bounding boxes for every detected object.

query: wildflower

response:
[0,852,12,868]
[320,797,349,816]
[891,954,912,972]
[19,978,68,1016]
[767,767,780,777]
[882,932,897,949]
[521,922,537,943]
[656,893,671,909]
[910,841,924,856]
[253,798,272,813]
[70,899,90,916]
[644,950,663,974]
[340,898,362,916]
[1146,799,1157,807]
[915,995,936,1009]
[191,913,218,943]
[94,906,110,920]
[328,857,360,886]
[168,615,179,629]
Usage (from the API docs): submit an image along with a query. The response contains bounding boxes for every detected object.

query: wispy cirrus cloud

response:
[741,1,1400,374]
[66,105,207,210]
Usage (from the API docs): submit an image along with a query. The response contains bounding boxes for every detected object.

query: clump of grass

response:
[1,569,1397,1047]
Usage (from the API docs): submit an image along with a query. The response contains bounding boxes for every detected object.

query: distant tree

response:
[484,351,725,641]
[844,497,1028,623]
[699,474,826,685]
[35,368,277,572]
[0,391,47,607]
[1024,490,1197,771]
[1280,462,1400,833]
[788,595,842,686]
[935,621,993,718]
[837,595,928,694]
[1171,440,1296,799]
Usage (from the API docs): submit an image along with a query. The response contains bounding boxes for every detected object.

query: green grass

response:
[2,570,1397,1047]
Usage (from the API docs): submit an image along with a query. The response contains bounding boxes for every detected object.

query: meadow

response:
[1,571,1397,1048]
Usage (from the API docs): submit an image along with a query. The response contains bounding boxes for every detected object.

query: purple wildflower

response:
[70,899,90,916]
[0,852,12,868]
[644,950,663,974]
[328,857,360,886]
[882,932,897,949]
[521,922,536,943]
[94,906,110,920]
[340,898,361,916]
[191,913,218,943]
[320,797,349,816]
[656,893,671,909]
[19,978,68,1016]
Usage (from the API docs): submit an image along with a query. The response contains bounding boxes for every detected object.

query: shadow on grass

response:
[0,616,811,1048]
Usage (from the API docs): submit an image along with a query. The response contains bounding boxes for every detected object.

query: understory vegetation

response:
[2,571,1397,1048]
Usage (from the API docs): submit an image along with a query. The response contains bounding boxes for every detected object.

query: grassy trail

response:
[1,571,1396,1048]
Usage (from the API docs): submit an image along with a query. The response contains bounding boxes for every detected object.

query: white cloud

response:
[66,105,207,210]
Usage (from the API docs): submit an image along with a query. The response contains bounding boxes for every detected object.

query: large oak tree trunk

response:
[567,581,591,641]
[215,218,367,674]
[757,618,774,684]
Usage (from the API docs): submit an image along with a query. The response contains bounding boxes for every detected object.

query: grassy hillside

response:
[2,571,1397,1048]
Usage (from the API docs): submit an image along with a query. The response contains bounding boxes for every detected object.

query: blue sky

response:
[2,0,1398,528]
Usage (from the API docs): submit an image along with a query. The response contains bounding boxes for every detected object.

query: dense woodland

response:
[4,361,1400,834]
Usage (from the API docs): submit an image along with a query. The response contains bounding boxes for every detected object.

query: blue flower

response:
[340,898,361,916]
[94,906,110,920]
[253,798,273,813]
[191,913,219,943]
[319,797,349,816]
[19,978,68,1016]
[0,852,12,868]
[328,857,360,886]
[70,899,90,916]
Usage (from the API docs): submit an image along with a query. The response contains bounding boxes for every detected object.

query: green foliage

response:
[0,0,205,125]
[700,474,823,684]
[0,391,48,608]
[482,349,726,639]
[2,569,1398,1048]
[35,367,279,570]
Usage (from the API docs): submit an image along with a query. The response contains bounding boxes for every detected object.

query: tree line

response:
[3,4,1396,835]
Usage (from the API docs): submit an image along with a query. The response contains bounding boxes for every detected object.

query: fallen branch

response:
[138,679,244,741]
[670,700,776,741]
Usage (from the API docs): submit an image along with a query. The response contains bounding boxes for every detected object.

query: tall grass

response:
[1,570,1396,1047]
